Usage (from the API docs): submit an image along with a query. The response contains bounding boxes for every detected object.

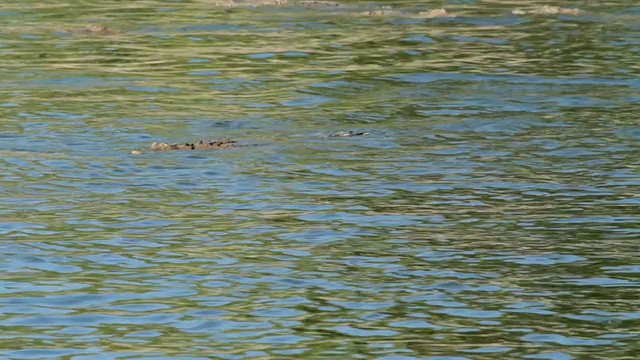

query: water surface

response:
[1,0,639,359]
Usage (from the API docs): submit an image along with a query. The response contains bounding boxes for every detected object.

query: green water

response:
[1,1,639,359]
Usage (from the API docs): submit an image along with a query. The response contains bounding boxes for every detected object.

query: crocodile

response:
[361,8,454,18]
[67,5,452,37]
[211,0,339,8]
[209,1,585,18]
[131,131,370,154]
[63,24,123,35]
[512,6,581,16]
[66,3,586,37]
[210,0,455,17]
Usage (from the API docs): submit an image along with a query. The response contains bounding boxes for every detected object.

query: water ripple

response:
[1,0,639,358]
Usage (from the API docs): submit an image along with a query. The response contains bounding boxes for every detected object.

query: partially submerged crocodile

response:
[67,4,585,37]
[361,8,454,18]
[63,24,123,35]
[69,5,452,37]
[211,0,455,17]
[208,2,587,18]
[212,0,341,7]
[512,6,581,16]
[131,131,369,154]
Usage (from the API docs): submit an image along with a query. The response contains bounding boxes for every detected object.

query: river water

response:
[1,1,638,359]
